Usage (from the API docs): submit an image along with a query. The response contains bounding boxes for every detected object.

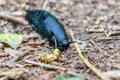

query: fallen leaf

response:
[53,48,60,56]
[0,33,23,49]
[39,49,60,62]
[81,49,88,58]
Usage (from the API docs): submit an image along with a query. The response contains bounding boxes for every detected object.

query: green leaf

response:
[58,76,66,80]
[15,0,22,4]
[0,33,23,49]
[67,77,85,80]
[81,49,88,58]
[58,76,85,80]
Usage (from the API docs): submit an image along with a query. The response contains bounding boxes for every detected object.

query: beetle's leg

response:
[63,47,66,53]
[52,36,57,49]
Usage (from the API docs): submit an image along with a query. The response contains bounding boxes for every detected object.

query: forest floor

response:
[0,0,120,80]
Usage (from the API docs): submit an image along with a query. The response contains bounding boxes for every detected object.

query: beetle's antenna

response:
[69,41,76,44]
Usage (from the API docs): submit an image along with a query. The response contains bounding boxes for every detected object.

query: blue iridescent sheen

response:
[25,10,70,51]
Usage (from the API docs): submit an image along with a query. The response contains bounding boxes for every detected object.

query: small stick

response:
[0,12,28,25]
[108,31,120,36]
[23,33,39,41]
[95,37,113,42]
[95,37,120,42]
[86,29,104,33]
[12,50,30,62]
[15,63,25,67]
[25,60,66,71]
[69,29,111,80]
[0,53,9,57]
[42,0,48,10]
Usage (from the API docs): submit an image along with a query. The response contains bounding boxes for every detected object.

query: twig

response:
[0,12,28,25]
[42,0,48,10]
[15,63,25,67]
[69,29,111,80]
[86,29,104,33]
[0,53,9,57]
[95,37,113,42]
[108,31,120,36]
[25,60,66,71]
[23,33,39,41]
[12,50,31,62]
[95,37,120,42]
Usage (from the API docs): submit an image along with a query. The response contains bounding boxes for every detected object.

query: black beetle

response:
[25,10,70,51]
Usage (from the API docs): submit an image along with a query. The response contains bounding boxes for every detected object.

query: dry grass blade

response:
[25,60,66,71]
[69,29,111,80]
[0,12,28,25]
[42,0,48,10]
[95,37,113,42]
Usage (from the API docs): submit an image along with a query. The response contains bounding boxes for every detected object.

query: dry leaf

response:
[27,39,46,46]
[39,49,60,62]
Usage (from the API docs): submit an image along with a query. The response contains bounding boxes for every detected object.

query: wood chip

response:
[0,53,9,57]
[0,12,28,25]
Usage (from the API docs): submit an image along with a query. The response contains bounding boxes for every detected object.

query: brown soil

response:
[0,0,120,80]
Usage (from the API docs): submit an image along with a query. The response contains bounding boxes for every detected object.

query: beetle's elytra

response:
[25,10,70,51]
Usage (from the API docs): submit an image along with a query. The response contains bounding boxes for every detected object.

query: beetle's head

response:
[57,39,70,51]
[62,39,70,47]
